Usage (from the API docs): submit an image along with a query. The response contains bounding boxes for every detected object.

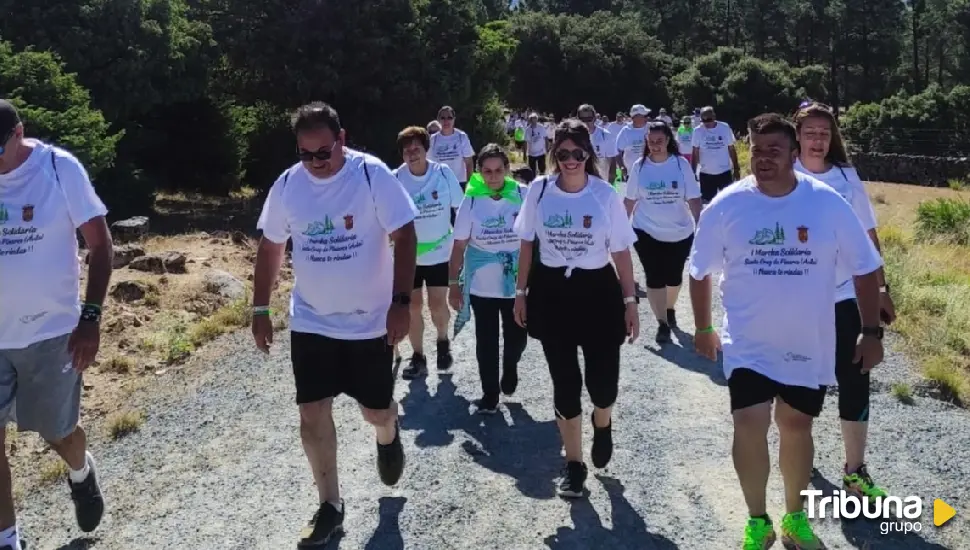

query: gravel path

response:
[16,268,970,550]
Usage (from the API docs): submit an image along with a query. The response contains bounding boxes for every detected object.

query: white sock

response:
[326,500,342,513]
[69,454,91,484]
[0,525,20,550]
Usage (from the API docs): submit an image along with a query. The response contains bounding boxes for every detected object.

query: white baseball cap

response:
[630,104,650,117]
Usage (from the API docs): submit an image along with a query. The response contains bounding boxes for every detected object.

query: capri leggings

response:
[835,298,869,421]
[632,230,694,289]
[540,339,620,420]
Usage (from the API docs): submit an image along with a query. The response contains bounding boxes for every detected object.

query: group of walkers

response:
[0,95,897,550]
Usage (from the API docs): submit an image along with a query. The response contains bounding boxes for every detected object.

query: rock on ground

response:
[110,217,149,244]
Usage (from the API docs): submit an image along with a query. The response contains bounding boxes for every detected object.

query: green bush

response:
[915,198,970,244]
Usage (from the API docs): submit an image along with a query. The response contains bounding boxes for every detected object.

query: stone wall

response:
[850,152,970,186]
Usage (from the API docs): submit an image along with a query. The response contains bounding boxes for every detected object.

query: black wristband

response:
[80,303,102,323]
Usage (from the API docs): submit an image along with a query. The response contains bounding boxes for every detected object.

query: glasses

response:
[0,129,13,155]
[297,142,339,162]
[797,100,833,113]
[555,149,588,163]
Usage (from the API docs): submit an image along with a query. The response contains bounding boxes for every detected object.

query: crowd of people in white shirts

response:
[0,96,897,550]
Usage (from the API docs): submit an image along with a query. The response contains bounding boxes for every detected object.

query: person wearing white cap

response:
[657,108,673,126]
[615,105,650,190]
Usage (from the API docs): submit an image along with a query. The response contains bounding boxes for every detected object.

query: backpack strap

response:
[50,150,60,185]
[362,159,372,189]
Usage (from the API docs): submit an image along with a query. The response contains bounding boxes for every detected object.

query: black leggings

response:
[540,338,620,420]
[632,230,693,289]
[835,298,869,421]
[470,296,528,399]
[528,154,547,176]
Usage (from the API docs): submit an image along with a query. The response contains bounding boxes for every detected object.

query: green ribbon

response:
[418,229,453,257]
[465,173,523,205]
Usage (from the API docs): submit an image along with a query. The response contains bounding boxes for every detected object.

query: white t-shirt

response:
[514,175,637,274]
[394,161,464,266]
[626,155,701,242]
[525,125,547,157]
[0,141,108,349]
[691,121,736,175]
[676,129,694,155]
[428,129,475,182]
[606,122,625,150]
[545,122,555,139]
[454,188,526,298]
[258,149,418,340]
[658,115,673,125]
[688,174,883,388]
[794,159,878,302]
[615,125,648,171]
[691,115,702,128]
[589,127,618,181]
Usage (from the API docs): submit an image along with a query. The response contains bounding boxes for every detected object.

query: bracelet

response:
[515,288,527,296]
[449,279,461,285]
[623,296,637,305]
[252,305,272,316]
[697,326,715,334]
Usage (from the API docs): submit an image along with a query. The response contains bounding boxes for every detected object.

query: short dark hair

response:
[397,126,430,155]
[748,113,797,148]
[477,143,510,169]
[291,102,341,135]
[438,105,455,118]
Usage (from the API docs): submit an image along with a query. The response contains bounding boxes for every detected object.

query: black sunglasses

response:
[297,142,338,162]
[555,149,589,163]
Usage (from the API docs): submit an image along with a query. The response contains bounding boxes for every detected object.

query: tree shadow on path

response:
[810,473,950,550]
[644,327,727,387]
[543,475,680,549]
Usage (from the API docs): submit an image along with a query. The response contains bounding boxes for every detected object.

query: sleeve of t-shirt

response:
[513,178,544,240]
[607,190,637,252]
[615,128,628,153]
[680,157,702,200]
[845,168,878,230]
[454,197,473,240]
[691,129,702,148]
[688,201,725,279]
[830,193,883,276]
[368,160,418,234]
[603,130,619,158]
[722,124,736,146]
[54,153,109,228]
[442,165,464,209]
[461,133,475,158]
[256,171,291,244]
[624,160,641,200]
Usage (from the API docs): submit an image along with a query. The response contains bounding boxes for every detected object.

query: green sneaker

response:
[781,511,826,549]
[742,516,776,550]
[843,464,888,498]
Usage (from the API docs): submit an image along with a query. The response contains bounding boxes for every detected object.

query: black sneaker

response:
[635,282,647,299]
[475,395,499,415]
[500,365,518,396]
[401,353,427,380]
[297,501,344,548]
[436,340,453,372]
[557,461,588,498]
[376,420,405,486]
[68,452,104,533]
[666,308,677,328]
[590,413,613,469]
[655,322,672,344]
[0,533,27,550]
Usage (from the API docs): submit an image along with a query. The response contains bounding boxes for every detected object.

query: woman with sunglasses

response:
[513,119,640,498]
[448,144,529,414]
[624,121,702,344]
[394,126,465,380]
[793,101,897,500]
[428,106,475,190]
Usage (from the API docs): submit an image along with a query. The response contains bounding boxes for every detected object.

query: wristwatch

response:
[861,326,884,340]
[391,293,411,306]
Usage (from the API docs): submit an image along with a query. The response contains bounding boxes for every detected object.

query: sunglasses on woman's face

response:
[297,142,338,162]
[555,148,588,163]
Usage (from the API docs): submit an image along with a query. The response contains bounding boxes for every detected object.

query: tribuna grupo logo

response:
[802,489,924,535]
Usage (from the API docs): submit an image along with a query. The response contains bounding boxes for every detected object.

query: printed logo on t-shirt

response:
[745,222,818,277]
[582,215,592,229]
[301,214,364,263]
[671,180,679,189]
[543,210,573,228]
[749,222,786,245]
[0,204,8,224]
[481,214,506,229]
[797,225,809,243]
[431,190,439,200]
[0,202,45,257]
[21,205,33,222]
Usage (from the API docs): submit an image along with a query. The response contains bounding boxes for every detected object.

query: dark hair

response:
[643,121,680,161]
[477,143,510,169]
[747,113,797,149]
[793,102,850,167]
[551,119,599,178]
[577,104,595,117]
[438,105,455,118]
[396,126,431,155]
[291,102,341,135]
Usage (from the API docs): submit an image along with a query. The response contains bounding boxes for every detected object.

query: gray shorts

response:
[0,334,81,442]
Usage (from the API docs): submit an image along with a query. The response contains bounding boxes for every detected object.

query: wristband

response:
[449,279,461,285]
[515,288,527,296]
[623,296,637,305]
[80,303,102,323]
[697,326,715,334]
[252,305,272,316]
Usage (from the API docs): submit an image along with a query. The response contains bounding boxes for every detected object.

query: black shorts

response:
[414,262,449,289]
[290,331,394,409]
[699,171,734,202]
[728,368,827,417]
[632,230,693,289]
[835,299,870,421]
[528,155,547,176]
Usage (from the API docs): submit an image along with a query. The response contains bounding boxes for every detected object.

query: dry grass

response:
[106,410,145,440]
[38,458,68,484]
[868,182,970,403]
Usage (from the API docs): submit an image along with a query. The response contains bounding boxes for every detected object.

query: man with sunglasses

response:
[0,99,113,550]
[253,101,417,548]
[691,106,741,202]
[428,106,475,191]
[577,104,618,184]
